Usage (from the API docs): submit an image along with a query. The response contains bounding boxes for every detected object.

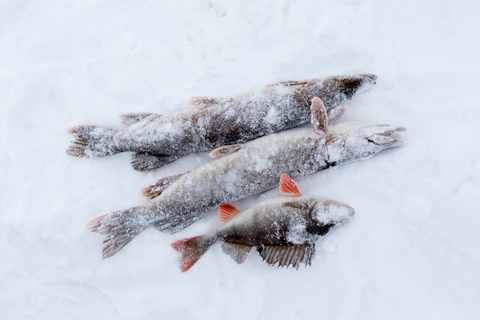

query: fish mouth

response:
[365,125,406,148]
[340,74,377,98]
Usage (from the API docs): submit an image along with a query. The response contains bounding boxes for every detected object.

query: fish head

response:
[324,121,406,164]
[308,199,355,235]
[307,74,377,109]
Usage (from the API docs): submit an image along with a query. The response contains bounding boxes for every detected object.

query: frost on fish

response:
[87,97,405,259]
[169,175,355,272]
[67,74,377,171]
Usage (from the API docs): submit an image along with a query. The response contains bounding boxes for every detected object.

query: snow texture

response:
[1,1,480,319]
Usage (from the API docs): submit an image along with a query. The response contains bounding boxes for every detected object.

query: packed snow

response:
[1,1,479,319]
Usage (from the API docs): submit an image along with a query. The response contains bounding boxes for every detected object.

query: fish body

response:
[67,74,377,171]
[88,118,405,259]
[172,195,355,271]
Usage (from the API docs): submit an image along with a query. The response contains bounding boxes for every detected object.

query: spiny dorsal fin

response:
[327,105,347,124]
[221,242,252,264]
[279,174,302,197]
[188,96,231,107]
[218,204,241,222]
[141,173,184,199]
[310,97,328,135]
[257,244,315,269]
[120,112,158,127]
[209,144,243,158]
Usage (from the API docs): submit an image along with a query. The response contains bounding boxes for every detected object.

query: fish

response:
[171,174,355,272]
[86,97,405,259]
[67,74,377,171]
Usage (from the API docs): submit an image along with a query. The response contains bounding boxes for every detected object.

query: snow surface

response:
[1,1,480,319]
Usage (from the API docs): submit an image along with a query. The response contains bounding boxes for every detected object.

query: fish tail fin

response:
[67,125,122,157]
[131,153,178,172]
[87,206,151,259]
[171,235,215,272]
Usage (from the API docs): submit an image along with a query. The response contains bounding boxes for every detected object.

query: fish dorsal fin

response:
[279,174,302,197]
[120,112,159,127]
[218,204,241,222]
[141,173,184,199]
[221,242,252,264]
[209,144,243,158]
[266,80,311,87]
[257,244,315,269]
[188,96,231,107]
[327,105,347,124]
[310,97,328,135]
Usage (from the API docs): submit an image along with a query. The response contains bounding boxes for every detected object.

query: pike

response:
[171,174,355,272]
[67,74,377,171]
[87,97,405,259]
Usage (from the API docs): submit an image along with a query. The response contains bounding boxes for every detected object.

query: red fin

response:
[209,144,242,158]
[171,236,201,253]
[218,204,241,222]
[279,174,302,197]
[171,236,212,272]
[310,97,328,135]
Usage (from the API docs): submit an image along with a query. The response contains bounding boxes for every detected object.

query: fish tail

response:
[131,153,179,172]
[87,206,151,258]
[171,235,216,272]
[66,125,122,157]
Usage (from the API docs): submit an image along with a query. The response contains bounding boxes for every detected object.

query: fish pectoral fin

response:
[188,96,231,107]
[209,144,243,158]
[279,174,302,197]
[257,243,315,269]
[221,242,252,264]
[327,105,347,124]
[310,97,328,135]
[119,112,159,127]
[141,173,184,199]
[131,153,179,172]
[218,204,241,222]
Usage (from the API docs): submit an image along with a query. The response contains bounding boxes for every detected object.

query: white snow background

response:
[1,1,479,319]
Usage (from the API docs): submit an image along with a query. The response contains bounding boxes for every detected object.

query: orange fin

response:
[218,204,241,222]
[279,174,302,197]
[310,97,328,135]
[209,144,242,158]
[141,173,184,199]
[171,236,213,272]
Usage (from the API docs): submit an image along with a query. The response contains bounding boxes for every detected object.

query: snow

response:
[1,1,480,319]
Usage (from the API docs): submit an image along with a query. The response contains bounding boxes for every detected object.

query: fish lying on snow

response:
[87,97,405,258]
[172,174,355,272]
[68,74,376,171]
